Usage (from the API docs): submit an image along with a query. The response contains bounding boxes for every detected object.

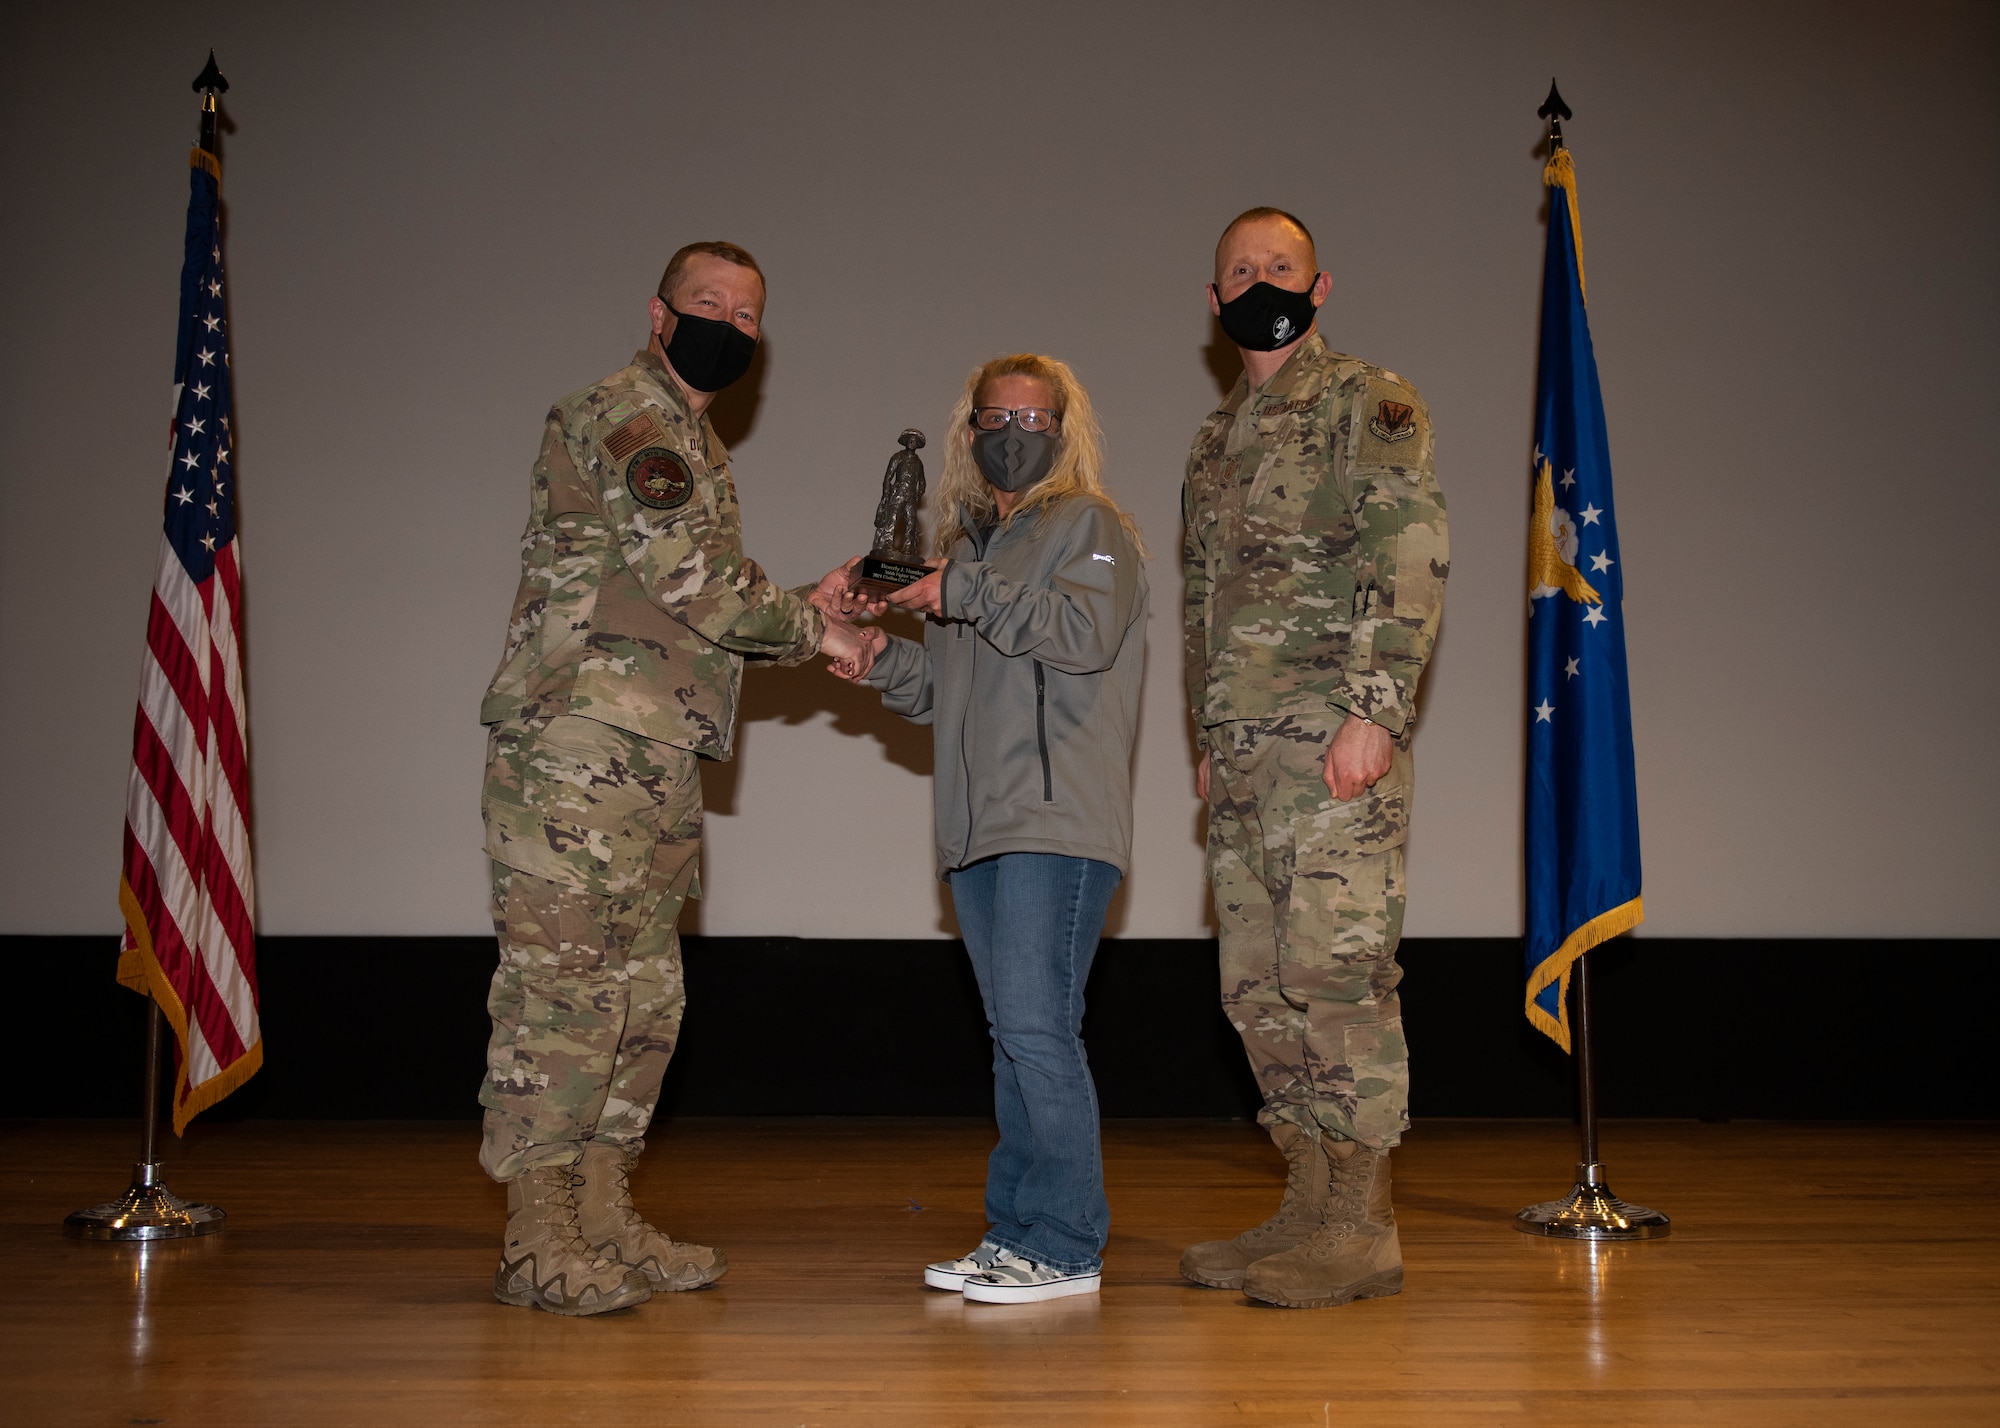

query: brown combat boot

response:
[494,1162,653,1316]
[575,1141,727,1291]
[1242,1137,1404,1308]
[1180,1122,1329,1289]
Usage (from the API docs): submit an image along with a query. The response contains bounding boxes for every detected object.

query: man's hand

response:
[810,557,888,621]
[1195,750,1210,801]
[1324,715,1393,801]
[884,560,948,619]
[821,618,884,681]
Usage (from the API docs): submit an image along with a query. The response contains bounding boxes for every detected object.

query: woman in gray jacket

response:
[849,353,1147,1303]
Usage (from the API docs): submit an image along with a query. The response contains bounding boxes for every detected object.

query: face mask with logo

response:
[1213,279,1318,352]
[660,304,758,393]
[972,427,1058,493]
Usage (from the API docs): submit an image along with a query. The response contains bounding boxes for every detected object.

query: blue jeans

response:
[947,852,1122,1275]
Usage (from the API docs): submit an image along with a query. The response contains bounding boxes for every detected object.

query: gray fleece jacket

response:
[864,494,1148,880]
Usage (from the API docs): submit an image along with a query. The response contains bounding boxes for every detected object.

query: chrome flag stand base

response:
[1515,950,1670,1242]
[65,1001,227,1241]
[64,1161,226,1241]
[1515,1160,1669,1240]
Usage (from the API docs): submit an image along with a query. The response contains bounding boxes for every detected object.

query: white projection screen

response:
[2,1,1994,939]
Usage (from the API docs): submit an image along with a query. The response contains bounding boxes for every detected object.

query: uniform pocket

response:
[494,867,619,980]
[1299,768,1409,858]
[482,718,659,897]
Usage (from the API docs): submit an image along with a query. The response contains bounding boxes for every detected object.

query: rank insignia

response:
[626,446,694,511]
[602,411,666,464]
[1368,401,1416,442]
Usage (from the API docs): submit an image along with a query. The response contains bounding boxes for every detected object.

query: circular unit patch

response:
[626,446,694,511]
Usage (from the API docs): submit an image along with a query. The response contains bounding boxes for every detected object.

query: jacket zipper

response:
[960,629,977,857]
[1033,660,1052,802]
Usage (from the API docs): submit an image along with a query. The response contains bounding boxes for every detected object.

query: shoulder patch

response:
[1368,400,1417,443]
[603,411,666,465]
[626,446,694,511]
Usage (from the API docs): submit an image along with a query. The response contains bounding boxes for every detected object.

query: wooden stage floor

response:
[1,1118,1995,1425]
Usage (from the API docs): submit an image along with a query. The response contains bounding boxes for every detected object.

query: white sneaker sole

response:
[962,1272,1101,1304]
[924,1265,975,1291]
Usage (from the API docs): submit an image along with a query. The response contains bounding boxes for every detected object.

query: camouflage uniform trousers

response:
[1206,713,1411,1150]
[478,715,702,1183]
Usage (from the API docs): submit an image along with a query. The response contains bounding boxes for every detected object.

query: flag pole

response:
[1514,79,1667,1242]
[67,1000,226,1240]
[1574,947,1600,1170]
[1516,942,1666,1239]
[64,53,235,1243]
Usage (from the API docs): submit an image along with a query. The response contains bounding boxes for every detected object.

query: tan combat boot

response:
[1180,1122,1329,1289]
[495,1162,653,1316]
[1242,1137,1404,1308]
[575,1141,727,1291]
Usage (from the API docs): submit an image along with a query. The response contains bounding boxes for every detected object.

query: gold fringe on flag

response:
[117,876,264,1135]
[1523,894,1644,1052]
[1544,147,1586,303]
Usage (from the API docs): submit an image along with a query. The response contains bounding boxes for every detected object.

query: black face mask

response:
[660,304,758,393]
[972,426,1058,493]
[1213,279,1318,352]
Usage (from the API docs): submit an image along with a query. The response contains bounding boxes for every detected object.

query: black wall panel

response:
[10,936,1993,1122]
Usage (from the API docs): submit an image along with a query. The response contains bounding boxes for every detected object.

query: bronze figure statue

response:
[854,428,931,596]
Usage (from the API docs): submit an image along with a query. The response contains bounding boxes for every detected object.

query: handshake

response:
[806,555,947,682]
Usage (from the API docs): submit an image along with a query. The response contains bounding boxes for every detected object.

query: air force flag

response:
[1524,147,1643,1050]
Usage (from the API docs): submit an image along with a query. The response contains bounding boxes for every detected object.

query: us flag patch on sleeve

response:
[603,411,665,464]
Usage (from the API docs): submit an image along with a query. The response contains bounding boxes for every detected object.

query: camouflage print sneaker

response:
[924,1239,1003,1291]
[962,1253,1102,1304]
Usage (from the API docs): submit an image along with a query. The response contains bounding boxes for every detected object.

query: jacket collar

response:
[1214,330,1330,419]
[630,348,695,418]
[629,347,718,463]
[958,499,1046,560]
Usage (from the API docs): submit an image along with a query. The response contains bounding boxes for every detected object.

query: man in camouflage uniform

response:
[1179,208,1448,1309]
[478,241,873,1316]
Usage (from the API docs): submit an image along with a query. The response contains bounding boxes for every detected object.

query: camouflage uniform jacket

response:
[481,349,824,758]
[1182,332,1448,745]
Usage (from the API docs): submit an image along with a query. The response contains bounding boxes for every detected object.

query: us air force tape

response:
[627,447,694,511]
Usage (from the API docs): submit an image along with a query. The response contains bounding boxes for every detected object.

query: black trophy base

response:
[853,552,930,598]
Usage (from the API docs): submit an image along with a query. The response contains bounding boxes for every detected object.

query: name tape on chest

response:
[626,446,695,511]
[603,411,666,465]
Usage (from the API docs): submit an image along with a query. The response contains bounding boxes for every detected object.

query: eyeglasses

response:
[970,406,1062,433]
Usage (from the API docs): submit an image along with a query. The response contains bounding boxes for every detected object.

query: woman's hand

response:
[885,560,949,619]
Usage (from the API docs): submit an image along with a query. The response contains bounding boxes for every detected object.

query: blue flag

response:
[1524,148,1643,1050]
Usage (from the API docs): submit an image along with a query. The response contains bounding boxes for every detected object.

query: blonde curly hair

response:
[931,353,1146,558]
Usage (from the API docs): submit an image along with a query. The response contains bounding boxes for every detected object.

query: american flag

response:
[115,144,262,1130]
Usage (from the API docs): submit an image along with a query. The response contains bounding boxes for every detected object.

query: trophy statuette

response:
[852,428,931,597]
